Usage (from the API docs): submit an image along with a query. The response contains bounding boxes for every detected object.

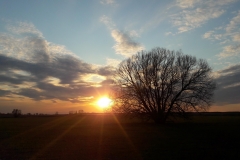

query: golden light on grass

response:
[97,97,113,109]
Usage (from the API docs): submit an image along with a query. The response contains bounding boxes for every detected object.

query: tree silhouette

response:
[113,48,216,123]
[12,109,22,117]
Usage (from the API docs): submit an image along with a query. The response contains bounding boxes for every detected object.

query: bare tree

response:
[113,48,216,123]
[12,109,22,117]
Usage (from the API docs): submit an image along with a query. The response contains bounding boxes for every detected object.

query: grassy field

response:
[0,114,240,160]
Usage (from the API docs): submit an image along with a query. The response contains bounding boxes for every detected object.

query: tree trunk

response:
[153,115,166,124]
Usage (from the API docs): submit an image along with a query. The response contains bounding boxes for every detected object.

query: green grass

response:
[0,114,240,160]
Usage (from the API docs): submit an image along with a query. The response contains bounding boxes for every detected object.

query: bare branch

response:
[113,47,216,124]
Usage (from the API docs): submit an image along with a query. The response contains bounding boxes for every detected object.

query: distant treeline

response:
[0,112,240,118]
[195,112,240,116]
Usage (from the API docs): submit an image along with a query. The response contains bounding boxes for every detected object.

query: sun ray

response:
[97,97,113,109]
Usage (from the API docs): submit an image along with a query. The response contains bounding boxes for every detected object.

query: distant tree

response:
[113,48,216,124]
[12,109,22,117]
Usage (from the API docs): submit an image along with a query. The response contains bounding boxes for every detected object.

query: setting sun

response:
[97,97,113,109]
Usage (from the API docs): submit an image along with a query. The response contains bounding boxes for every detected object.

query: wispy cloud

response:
[172,0,236,33]
[233,34,240,42]
[100,0,115,5]
[203,9,240,41]
[219,11,240,58]
[111,30,144,57]
[106,58,121,67]
[176,0,199,8]
[100,15,116,30]
[172,8,224,33]
[226,10,240,33]
[218,44,240,58]
[7,21,43,38]
[165,32,175,36]
[203,30,223,41]
[203,31,214,39]
[202,10,240,59]
[100,15,144,57]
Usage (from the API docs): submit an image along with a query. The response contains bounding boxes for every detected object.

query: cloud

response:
[220,11,240,58]
[165,32,175,36]
[232,34,240,42]
[172,8,224,33]
[111,30,144,57]
[106,58,121,67]
[0,32,74,64]
[0,74,27,84]
[100,0,115,5]
[0,51,98,103]
[0,22,113,104]
[7,22,43,38]
[97,66,115,77]
[202,30,224,41]
[202,10,240,59]
[100,15,116,30]
[203,31,214,39]
[177,0,199,8]
[172,0,236,33]
[17,82,100,103]
[100,15,144,57]
[177,0,236,9]
[226,10,240,33]
[101,79,114,86]
[0,89,12,96]
[0,50,94,84]
[218,44,240,58]
[214,64,240,105]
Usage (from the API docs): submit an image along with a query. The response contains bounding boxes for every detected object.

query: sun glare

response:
[97,97,113,109]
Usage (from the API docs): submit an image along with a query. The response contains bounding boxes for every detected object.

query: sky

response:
[0,0,240,114]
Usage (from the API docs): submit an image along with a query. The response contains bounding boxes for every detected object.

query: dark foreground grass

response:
[0,114,240,160]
